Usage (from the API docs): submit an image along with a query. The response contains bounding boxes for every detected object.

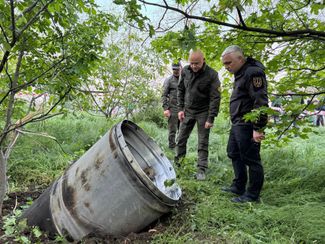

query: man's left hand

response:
[205,121,213,129]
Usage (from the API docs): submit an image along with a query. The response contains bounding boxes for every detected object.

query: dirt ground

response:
[0,190,170,243]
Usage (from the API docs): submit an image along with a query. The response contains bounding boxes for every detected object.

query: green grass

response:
[140,119,325,244]
[8,113,119,189]
[6,113,325,243]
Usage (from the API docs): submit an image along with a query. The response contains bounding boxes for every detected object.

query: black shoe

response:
[221,186,245,195]
[231,194,259,203]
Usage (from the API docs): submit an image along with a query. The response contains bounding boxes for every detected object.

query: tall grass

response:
[139,119,325,243]
[8,113,116,189]
[6,112,325,243]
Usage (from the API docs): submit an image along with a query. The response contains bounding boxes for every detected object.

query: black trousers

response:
[227,124,264,199]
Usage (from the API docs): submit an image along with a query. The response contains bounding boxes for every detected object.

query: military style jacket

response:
[230,57,268,131]
[161,75,179,113]
[177,63,221,123]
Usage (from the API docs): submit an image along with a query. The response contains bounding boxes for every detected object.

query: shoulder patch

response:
[252,76,263,88]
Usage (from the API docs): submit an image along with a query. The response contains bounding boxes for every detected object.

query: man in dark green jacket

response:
[162,63,181,149]
[176,50,221,180]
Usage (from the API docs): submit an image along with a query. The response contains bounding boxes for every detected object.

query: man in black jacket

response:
[176,50,221,180]
[162,63,181,149]
[221,45,268,203]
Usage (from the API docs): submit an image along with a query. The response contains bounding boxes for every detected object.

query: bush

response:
[132,104,167,128]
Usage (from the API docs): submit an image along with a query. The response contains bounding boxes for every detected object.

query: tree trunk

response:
[0,152,7,216]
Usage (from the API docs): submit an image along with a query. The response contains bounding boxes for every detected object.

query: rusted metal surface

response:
[21,120,181,241]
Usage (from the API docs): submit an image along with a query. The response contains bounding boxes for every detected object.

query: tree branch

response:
[290,0,311,11]
[157,8,168,31]
[287,1,308,29]
[0,50,25,146]
[271,91,325,97]
[277,94,316,140]
[16,0,40,21]
[4,64,14,87]
[31,87,72,122]
[236,6,246,28]
[0,24,9,43]
[278,66,325,72]
[0,0,55,74]
[0,57,65,106]
[3,130,20,160]
[10,0,16,41]
[155,17,185,33]
[3,112,66,159]
[0,88,71,140]
[85,84,109,118]
[13,129,70,156]
[27,93,46,113]
[17,0,55,38]
[137,0,325,40]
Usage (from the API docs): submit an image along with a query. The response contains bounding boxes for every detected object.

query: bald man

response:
[175,50,221,180]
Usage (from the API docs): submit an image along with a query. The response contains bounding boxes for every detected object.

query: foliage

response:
[1,208,67,243]
[114,0,325,142]
[0,0,118,141]
[71,25,164,119]
[133,97,167,129]
[0,0,119,211]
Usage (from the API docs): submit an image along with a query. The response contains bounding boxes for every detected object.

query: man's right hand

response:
[253,130,265,143]
[178,111,185,122]
[163,110,171,118]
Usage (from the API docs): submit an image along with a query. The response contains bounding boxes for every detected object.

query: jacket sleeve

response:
[207,70,221,123]
[161,77,170,110]
[247,70,268,131]
[177,69,186,112]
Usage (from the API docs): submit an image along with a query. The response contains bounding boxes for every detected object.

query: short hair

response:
[221,45,245,58]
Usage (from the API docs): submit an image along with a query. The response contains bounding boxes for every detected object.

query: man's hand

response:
[178,111,185,122]
[163,110,171,118]
[253,130,265,143]
[205,121,213,129]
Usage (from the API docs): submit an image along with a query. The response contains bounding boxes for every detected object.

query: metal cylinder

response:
[21,120,181,240]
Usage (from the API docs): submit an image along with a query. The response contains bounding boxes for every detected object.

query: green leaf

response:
[148,24,155,37]
[164,179,176,187]
[32,226,42,238]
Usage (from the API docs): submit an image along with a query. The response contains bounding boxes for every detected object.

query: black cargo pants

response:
[227,124,264,199]
[175,111,210,170]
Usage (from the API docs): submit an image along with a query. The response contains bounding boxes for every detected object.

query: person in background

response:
[315,97,325,126]
[175,49,221,181]
[162,62,181,149]
[221,45,268,203]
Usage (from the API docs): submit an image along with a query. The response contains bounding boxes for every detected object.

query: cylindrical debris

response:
[20,120,181,240]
